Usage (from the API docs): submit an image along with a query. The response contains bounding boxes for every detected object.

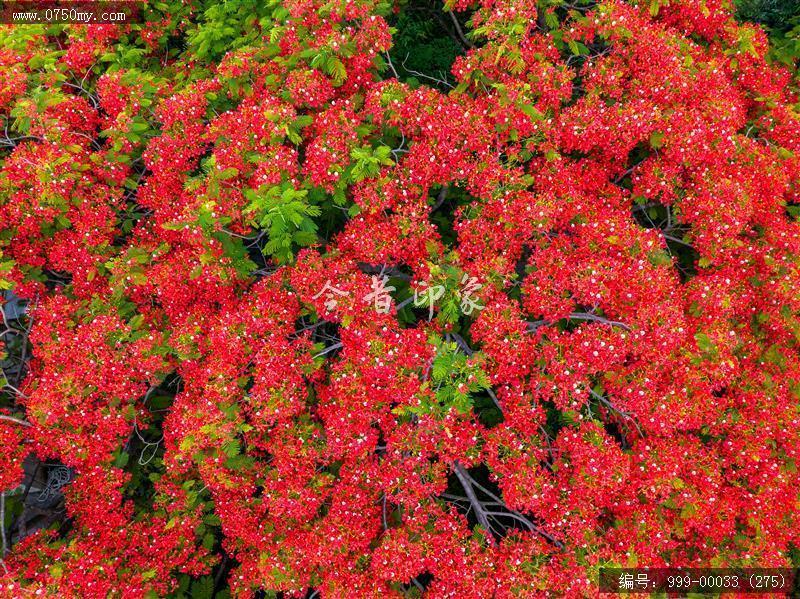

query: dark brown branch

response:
[459,469,565,549]
[0,414,32,427]
[447,11,475,49]
[453,461,494,538]
[431,186,449,211]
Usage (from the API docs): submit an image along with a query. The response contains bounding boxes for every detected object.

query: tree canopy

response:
[1,0,800,596]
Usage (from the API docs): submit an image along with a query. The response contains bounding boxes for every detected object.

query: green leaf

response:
[649,131,665,149]
[189,576,215,599]
[327,57,347,85]
[217,167,239,180]
[694,332,716,354]
[649,0,661,17]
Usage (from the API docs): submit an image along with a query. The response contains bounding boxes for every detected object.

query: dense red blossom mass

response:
[0,0,799,596]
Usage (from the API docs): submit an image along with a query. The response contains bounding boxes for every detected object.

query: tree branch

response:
[0,414,32,427]
[1,492,7,557]
[447,11,474,49]
[453,464,565,549]
[453,461,494,539]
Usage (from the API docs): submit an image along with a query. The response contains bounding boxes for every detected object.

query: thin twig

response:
[1,384,28,399]
[401,55,454,89]
[314,342,343,359]
[589,389,644,438]
[663,233,693,247]
[1,492,7,556]
[383,52,400,79]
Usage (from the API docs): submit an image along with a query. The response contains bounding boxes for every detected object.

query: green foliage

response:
[736,0,799,33]
[0,250,14,290]
[348,145,395,182]
[244,182,322,263]
[769,22,800,66]
[388,0,462,84]
[186,0,280,63]
[213,231,258,280]
[171,573,230,599]
[405,336,490,415]
[736,0,800,66]
[693,332,719,363]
